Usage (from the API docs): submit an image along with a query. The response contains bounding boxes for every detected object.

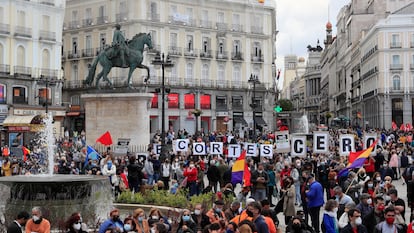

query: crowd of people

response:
[3,127,414,233]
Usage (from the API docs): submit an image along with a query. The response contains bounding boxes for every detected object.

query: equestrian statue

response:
[84,24,153,89]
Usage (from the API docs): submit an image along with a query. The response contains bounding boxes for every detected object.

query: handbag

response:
[274,196,284,214]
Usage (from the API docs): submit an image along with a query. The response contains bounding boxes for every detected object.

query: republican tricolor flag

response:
[231,150,251,187]
[338,139,378,176]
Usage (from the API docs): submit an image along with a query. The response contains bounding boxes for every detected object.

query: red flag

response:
[407,123,413,131]
[96,131,113,146]
[400,124,406,131]
[349,150,364,164]
[22,146,30,162]
[243,161,251,187]
[392,121,397,130]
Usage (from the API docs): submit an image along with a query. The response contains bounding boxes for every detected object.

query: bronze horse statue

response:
[84,33,153,88]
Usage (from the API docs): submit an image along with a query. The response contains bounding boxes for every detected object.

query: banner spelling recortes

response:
[275,131,290,153]
[364,133,377,155]
[313,132,329,154]
[339,134,355,156]
[291,135,307,157]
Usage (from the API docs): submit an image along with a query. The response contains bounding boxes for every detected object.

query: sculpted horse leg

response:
[137,64,150,83]
[95,70,105,89]
[102,66,113,87]
[127,64,137,89]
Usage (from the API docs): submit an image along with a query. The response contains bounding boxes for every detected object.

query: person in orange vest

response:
[230,198,255,225]
[2,145,9,157]
[206,200,227,224]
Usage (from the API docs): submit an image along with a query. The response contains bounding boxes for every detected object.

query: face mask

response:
[296,163,301,168]
[368,183,374,188]
[385,217,395,225]
[73,223,81,230]
[333,207,338,213]
[108,161,112,169]
[384,195,391,201]
[215,208,222,213]
[124,224,132,231]
[246,209,254,217]
[189,164,195,168]
[183,215,191,222]
[151,228,156,233]
[151,216,159,220]
[320,162,325,166]
[194,210,201,215]
[383,164,388,167]
[293,223,301,230]
[377,204,385,212]
[367,199,372,205]
[138,217,143,222]
[32,216,40,222]
[376,177,381,181]
[355,217,362,225]
[112,215,120,221]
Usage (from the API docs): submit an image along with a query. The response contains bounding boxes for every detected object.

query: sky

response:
[275,0,351,79]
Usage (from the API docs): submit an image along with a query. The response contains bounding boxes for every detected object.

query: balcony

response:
[96,16,109,25]
[199,50,213,59]
[251,26,263,34]
[200,78,214,87]
[147,12,160,22]
[216,51,228,60]
[41,68,58,78]
[0,64,10,74]
[231,52,243,61]
[40,0,55,6]
[14,26,32,38]
[251,54,264,63]
[39,30,56,41]
[68,20,80,29]
[168,46,182,56]
[0,23,10,34]
[184,48,198,58]
[390,64,403,70]
[390,42,402,48]
[67,51,80,59]
[199,20,212,28]
[116,13,128,23]
[216,22,227,31]
[231,24,243,32]
[82,18,94,27]
[82,48,95,58]
[14,66,31,76]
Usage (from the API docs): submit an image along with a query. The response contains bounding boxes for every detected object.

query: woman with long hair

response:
[282,176,296,225]
[322,199,339,233]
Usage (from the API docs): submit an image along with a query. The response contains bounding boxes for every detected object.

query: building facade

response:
[62,0,278,139]
[0,0,65,147]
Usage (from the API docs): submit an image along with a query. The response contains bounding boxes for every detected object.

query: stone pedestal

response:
[82,93,153,149]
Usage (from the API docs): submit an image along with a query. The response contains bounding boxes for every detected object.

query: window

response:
[186,8,193,23]
[232,96,243,109]
[391,34,400,48]
[170,33,177,48]
[150,2,157,16]
[411,34,414,48]
[0,7,3,23]
[218,39,225,54]
[392,55,400,64]
[186,63,194,82]
[100,33,106,48]
[119,1,127,14]
[201,10,208,26]
[253,42,261,57]
[186,35,193,52]
[13,86,26,104]
[42,49,50,69]
[202,64,209,80]
[393,75,401,90]
[149,30,157,46]
[168,93,179,108]
[38,88,51,105]
[72,63,79,81]
[85,35,92,49]
[200,94,211,109]
[70,95,80,105]
[85,8,92,20]
[42,15,50,30]
[233,14,240,26]
[17,10,25,26]
[233,66,241,85]
[170,5,177,15]
[72,37,78,54]
[151,93,158,108]
[202,37,210,53]
[217,12,224,23]
[216,96,227,109]
[0,84,6,103]
[98,6,105,17]
[16,46,25,66]
[184,93,195,109]
[0,43,3,65]
[71,10,77,21]
[218,64,225,83]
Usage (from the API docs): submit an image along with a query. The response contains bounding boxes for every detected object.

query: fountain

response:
[0,113,112,230]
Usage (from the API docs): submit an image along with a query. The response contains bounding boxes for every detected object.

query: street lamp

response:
[152,52,174,160]
[248,74,260,141]
[37,75,60,114]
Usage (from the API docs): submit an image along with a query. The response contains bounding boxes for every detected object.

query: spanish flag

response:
[22,146,30,162]
[231,150,251,187]
[338,139,377,176]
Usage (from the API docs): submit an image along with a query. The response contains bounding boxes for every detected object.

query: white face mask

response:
[355,217,362,225]
[333,207,338,213]
[32,215,40,222]
[151,215,159,220]
[151,228,156,233]
[376,177,381,181]
[194,209,201,215]
[367,199,372,205]
[73,223,81,230]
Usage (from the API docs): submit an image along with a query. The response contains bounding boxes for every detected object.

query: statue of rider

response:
[112,24,128,67]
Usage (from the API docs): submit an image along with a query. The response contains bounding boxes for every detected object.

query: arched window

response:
[233,66,241,87]
[393,75,401,90]
[0,84,6,103]
[0,43,4,65]
[186,63,193,83]
[16,46,25,66]
[12,85,27,104]
[72,63,79,81]
[202,64,209,80]
[42,49,50,69]
[218,64,225,86]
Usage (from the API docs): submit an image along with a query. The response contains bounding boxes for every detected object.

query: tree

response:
[278,99,294,111]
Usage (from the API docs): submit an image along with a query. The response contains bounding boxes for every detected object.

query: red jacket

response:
[184,167,198,182]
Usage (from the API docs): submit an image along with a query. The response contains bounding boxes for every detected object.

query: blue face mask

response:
[138,217,143,222]
[183,215,191,222]
[107,161,112,169]
[124,224,132,231]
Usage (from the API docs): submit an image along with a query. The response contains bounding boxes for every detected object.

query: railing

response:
[41,68,58,78]
[251,54,264,62]
[168,46,182,56]
[231,52,243,61]
[390,42,402,48]
[216,51,228,60]
[147,12,160,22]
[68,20,80,29]
[96,16,109,25]
[40,0,55,6]
[251,26,263,34]
[0,64,10,73]
[411,42,414,48]
[116,13,128,22]
[231,24,243,32]
[200,79,214,87]
[14,26,32,37]
[216,22,227,31]
[410,64,414,70]
[390,64,403,70]
[147,44,160,54]
[0,23,10,34]
[82,18,94,27]
[184,48,198,58]
[14,66,31,76]
[199,50,213,59]
[67,51,80,59]
[82,48,95,58]
[39,30,56,41]
[199,20,212,28]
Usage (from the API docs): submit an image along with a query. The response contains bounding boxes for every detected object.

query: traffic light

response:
[274,105,282,113]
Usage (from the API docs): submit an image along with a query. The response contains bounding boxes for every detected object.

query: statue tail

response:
[85,56,99,85]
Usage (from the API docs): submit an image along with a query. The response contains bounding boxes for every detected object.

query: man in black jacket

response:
[127,156,144,193]
[340,209,367,233]
[363,196,385,233]
[7,211,30,233]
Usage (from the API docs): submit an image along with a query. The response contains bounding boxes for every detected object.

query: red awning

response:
[169,116,179,120]
[184,93,195,109]
[150,115,157,119]
[151,93,158,108]
[66,112,80,117]
[200,94,211,109]
[168,93,179,108]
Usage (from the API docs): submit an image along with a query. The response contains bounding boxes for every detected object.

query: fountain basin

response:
[0,175,112,230]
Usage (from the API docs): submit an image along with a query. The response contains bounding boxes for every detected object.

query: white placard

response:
[313,132,329,154]
[244,143,257,157]
[339,134,355,156]
[275,131,290,153]
[291,135,307,157]
[175,139,189,152]
[227,144,241,158]
[192,142,206,155]
[153,144,161,155]
[210,142,223,155]
[260,144,273,157]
